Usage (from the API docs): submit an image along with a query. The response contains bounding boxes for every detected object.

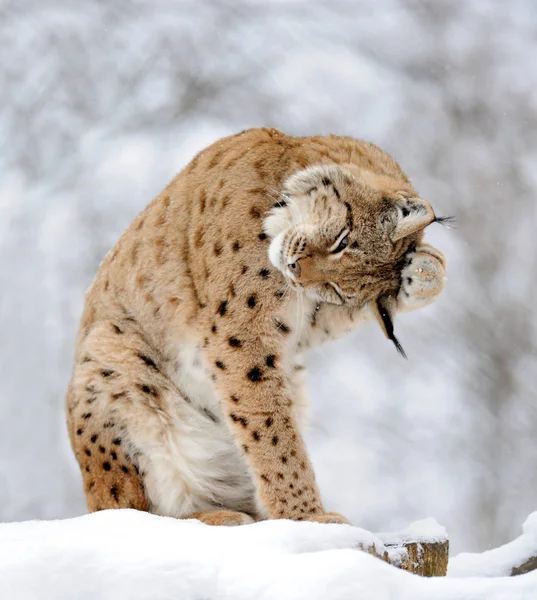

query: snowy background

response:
[1,0,537,555]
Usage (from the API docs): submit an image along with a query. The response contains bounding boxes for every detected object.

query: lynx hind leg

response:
[184,510,255,526]
[66,318,172,513]
[67,382,149,512]
[398,244,446,311]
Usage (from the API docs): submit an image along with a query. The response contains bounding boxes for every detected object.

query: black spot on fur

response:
[111,450,118,460]
[110,486,118,501]
[121,465,129,473]
[247,367,262,382]
[281,456,288,464]
[265,417,273,427]
[258,232,268,241]
[252,431,260,441]
[82,412,92,419]
[215,361,226,370]
[230,413,248,427]
[103,462,111,471]
[259,269,270,279]
[138,354,158,371]
[218,300,228,316]
[272,200,287,208]
[99,446,106,453]
[232,241,241,252]
[202,408,219,423]
[84,448,91,456]
[229,337,241,348]
[247,295,257,308]
[139,384,158,396]
[76,428,83,436]
[112,324,123,334]
[272,435,279,446]
[101,370,114,378]
[265,355,276,368]
[231,395,239,403]
[113,438,122,446]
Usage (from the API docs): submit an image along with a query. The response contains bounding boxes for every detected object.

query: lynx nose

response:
[288,260,301,279]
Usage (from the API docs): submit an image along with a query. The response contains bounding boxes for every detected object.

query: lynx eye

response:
[331,233,349,254]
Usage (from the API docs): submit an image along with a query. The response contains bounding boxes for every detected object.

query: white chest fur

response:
[134,342,257,518]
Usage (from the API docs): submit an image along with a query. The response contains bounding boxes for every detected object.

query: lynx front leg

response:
[205,324,348,523]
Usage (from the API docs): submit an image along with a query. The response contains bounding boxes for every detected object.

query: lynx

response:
[66,128,446,525]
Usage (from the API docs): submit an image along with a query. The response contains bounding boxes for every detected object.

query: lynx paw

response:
[185,510,255,526]
[399,244,446,311]
[304,512,352,525]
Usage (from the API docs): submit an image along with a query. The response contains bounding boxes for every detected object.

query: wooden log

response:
[511,555,537,576]
[356,518,449,577]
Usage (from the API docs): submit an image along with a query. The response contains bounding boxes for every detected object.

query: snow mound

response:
[449,511,537,578]
[377,517,448,544]
[523,512,537,536]
[0,510,535,600]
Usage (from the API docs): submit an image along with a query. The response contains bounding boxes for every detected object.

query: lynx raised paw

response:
[304,512,352,525]
[398,244,446,311]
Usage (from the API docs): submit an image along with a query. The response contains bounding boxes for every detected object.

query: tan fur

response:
[66,128,446,525]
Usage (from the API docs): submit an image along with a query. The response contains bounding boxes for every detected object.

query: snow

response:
[2,0,537,558]
[449,511,537,578]
[377,517,448,544]
[0,511,536,600]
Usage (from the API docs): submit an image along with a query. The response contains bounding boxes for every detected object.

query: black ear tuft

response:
[434,215,456,228]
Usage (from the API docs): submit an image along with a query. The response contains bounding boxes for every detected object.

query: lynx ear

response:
[371,294,407,359]
[391,197,435,242]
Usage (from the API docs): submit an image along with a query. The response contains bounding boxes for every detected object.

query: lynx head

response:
[263,163,437,353]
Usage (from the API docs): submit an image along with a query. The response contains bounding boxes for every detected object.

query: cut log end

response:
[358,538,449,577]
[395,540,449,576]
